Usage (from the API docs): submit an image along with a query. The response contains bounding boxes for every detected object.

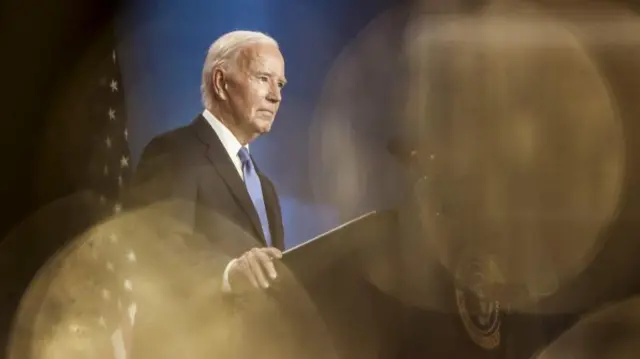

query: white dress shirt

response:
[202,109,249,293]
[202,109,245,179]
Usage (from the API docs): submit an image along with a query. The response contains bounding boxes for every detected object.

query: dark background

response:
[0,0,127,355]
[3,0,640,358]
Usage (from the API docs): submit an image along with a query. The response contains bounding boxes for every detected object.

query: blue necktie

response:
[238,147,271,246]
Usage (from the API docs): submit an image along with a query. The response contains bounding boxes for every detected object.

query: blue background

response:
[116,0,411,247]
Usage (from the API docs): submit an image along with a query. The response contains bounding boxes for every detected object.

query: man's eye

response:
[278,82,285,89]
[259,76,269,82]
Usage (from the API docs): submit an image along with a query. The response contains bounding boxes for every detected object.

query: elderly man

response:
[130,30,287,294]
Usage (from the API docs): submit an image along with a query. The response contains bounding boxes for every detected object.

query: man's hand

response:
[227,247,282,291]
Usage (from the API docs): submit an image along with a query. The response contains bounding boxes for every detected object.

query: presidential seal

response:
[455,257,503,350]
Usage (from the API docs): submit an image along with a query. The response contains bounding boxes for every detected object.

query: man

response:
[128,31,375,359]
[129,30,287,294]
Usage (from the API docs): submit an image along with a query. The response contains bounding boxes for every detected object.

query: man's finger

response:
[238,258,258,289]
[264,247,283,259]
[255,250,277,279]
[246,252,270,288]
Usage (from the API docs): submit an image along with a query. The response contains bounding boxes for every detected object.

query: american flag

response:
[90,46,132,217]
[1,27,139,359]
[83,34,137,359]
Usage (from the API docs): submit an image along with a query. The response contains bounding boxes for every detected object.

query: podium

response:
[272,211,398,359]
[271,210,580,359]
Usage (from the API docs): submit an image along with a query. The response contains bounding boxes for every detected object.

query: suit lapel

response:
[192,115,266,244]
[259,173,284,250]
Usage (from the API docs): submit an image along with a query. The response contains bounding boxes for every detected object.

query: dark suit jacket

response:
[125,114,292,358]
[129,113,284,252]
[126,113,286,306]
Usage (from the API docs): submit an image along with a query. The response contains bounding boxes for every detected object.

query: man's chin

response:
[256,119,274,134]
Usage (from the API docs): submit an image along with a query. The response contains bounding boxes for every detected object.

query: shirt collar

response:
[202,109,247,158]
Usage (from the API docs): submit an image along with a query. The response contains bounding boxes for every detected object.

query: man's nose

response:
[266,85,281,103]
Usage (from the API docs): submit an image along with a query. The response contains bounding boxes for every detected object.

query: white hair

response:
[201,30,278,109]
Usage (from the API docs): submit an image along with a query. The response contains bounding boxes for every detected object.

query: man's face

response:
[224,43,286,141]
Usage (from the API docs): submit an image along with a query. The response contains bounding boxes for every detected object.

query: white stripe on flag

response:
[111,328,127,359]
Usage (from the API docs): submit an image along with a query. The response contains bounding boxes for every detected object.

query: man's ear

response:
[213,68,228,101]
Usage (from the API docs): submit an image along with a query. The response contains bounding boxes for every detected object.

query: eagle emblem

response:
[455,257,503,350]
